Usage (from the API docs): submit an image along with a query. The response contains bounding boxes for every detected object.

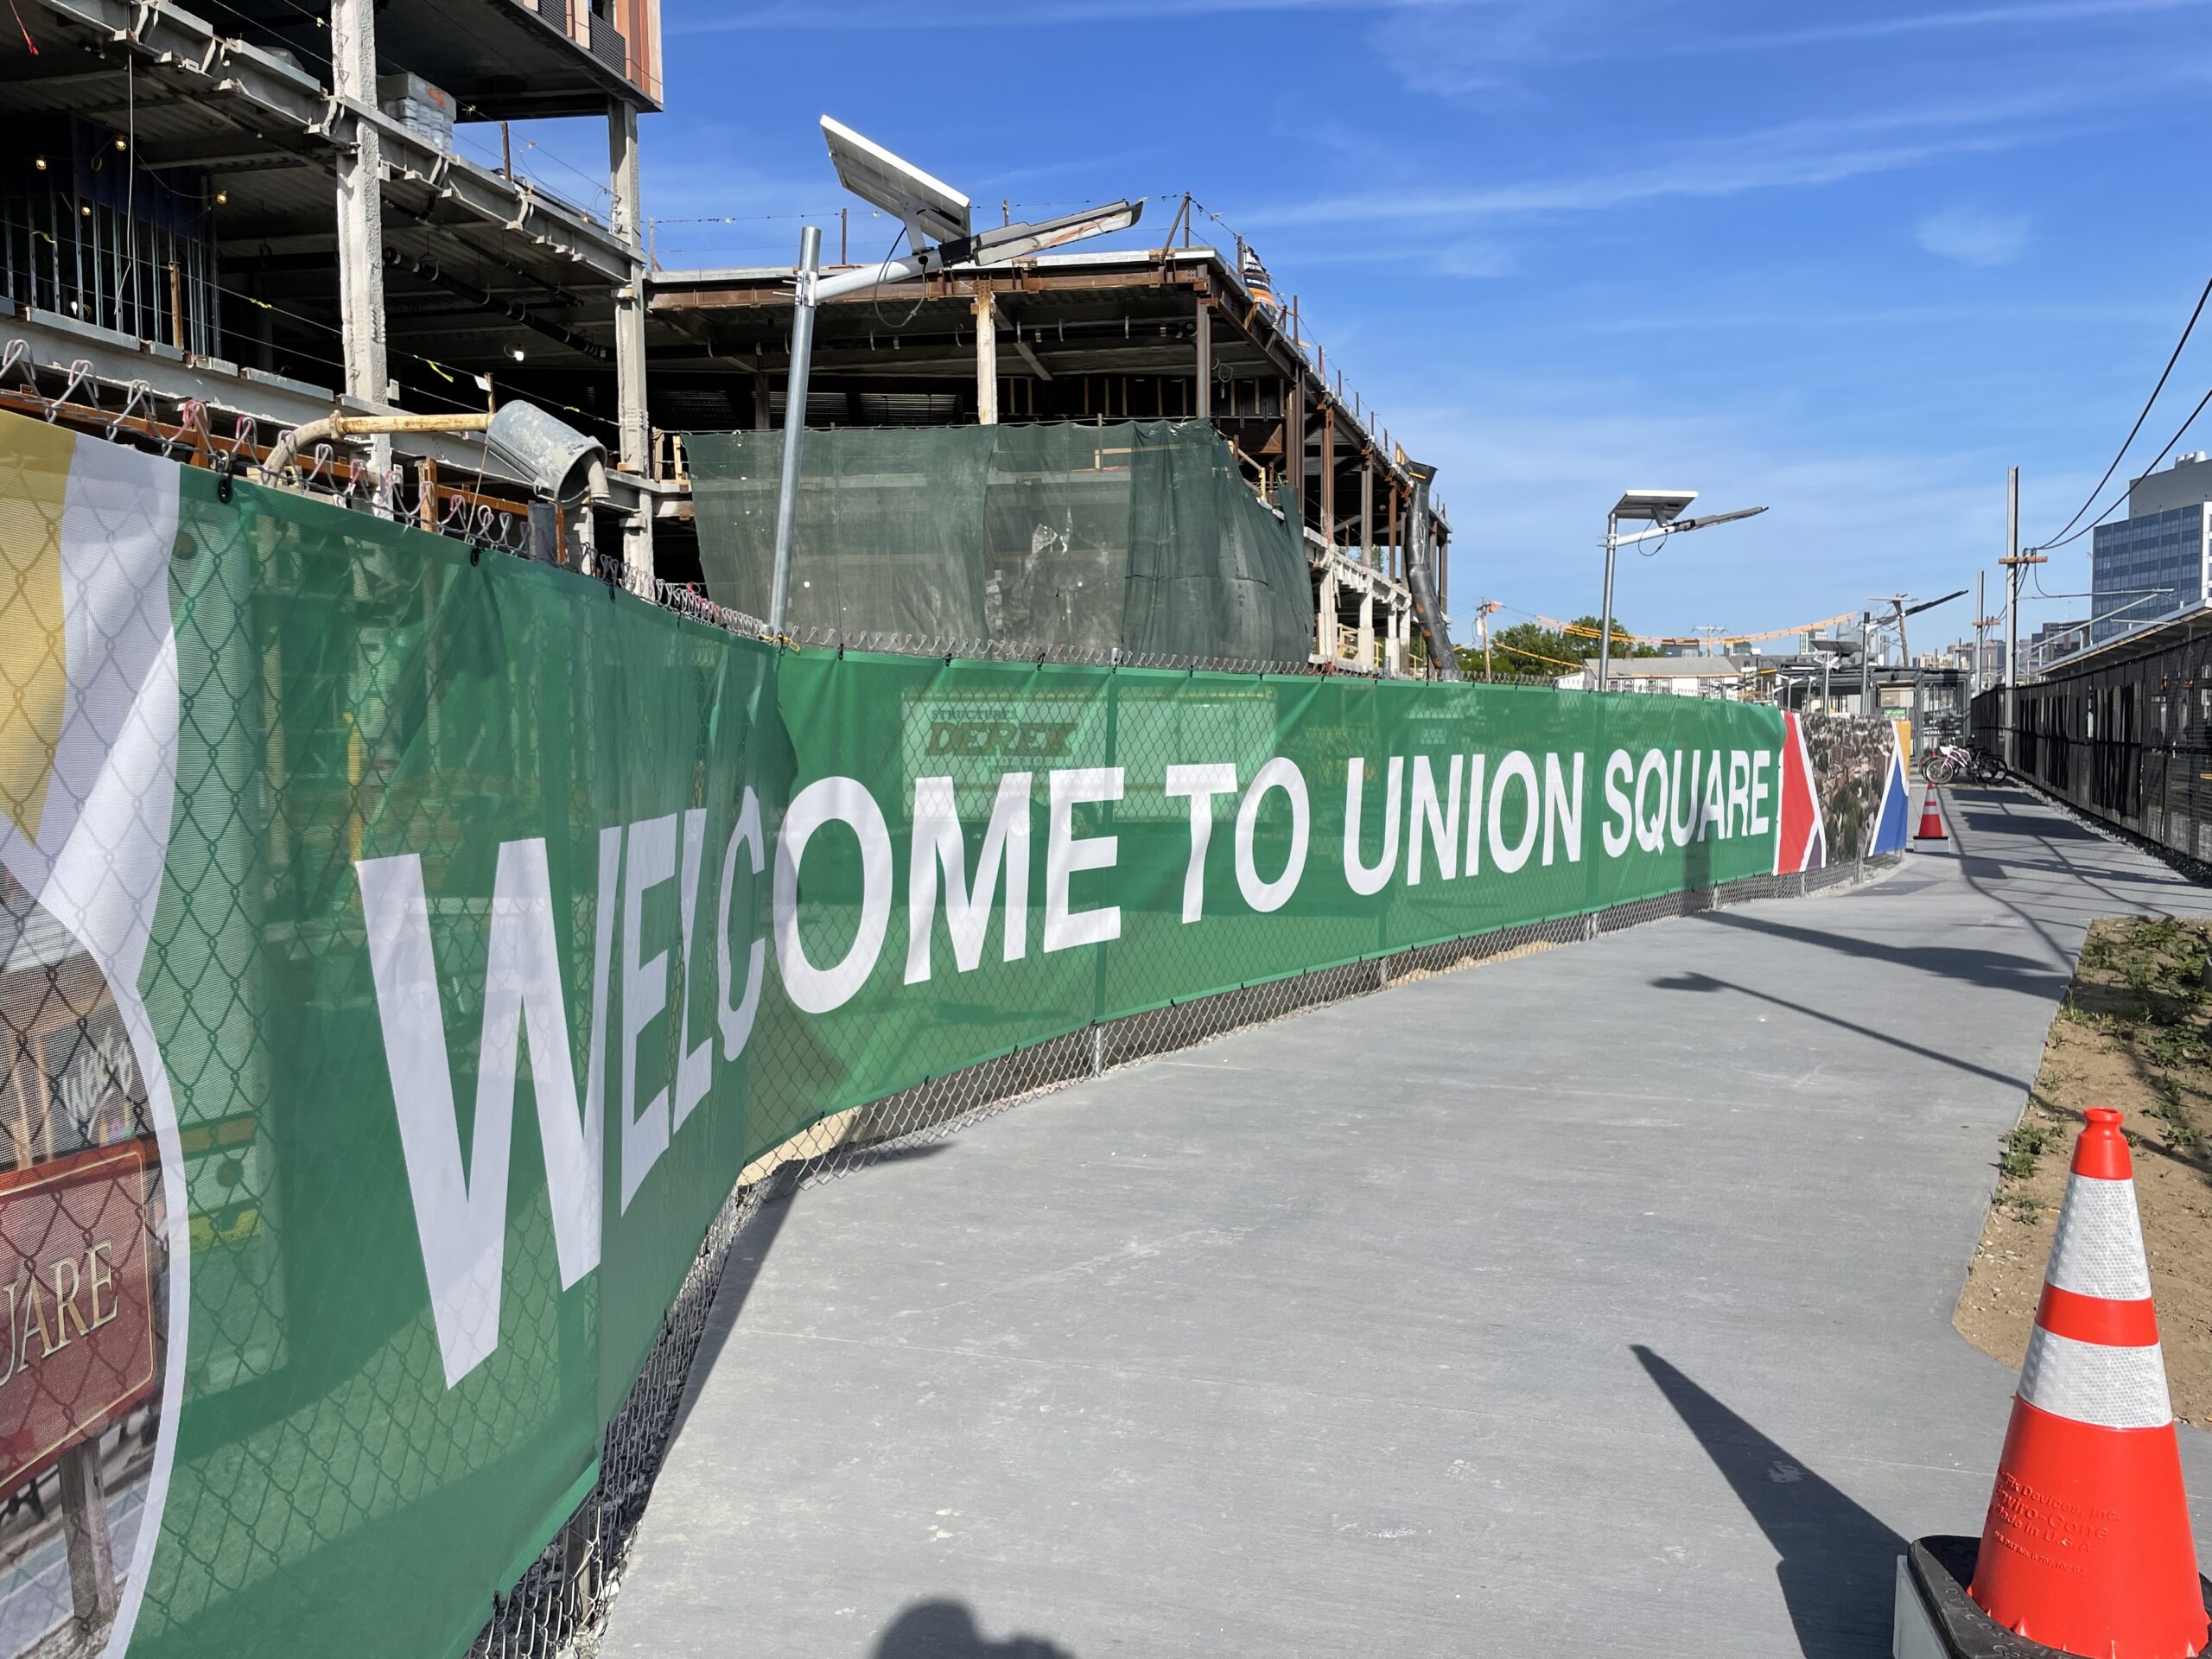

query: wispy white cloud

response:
[1916,207,2031,267]
[1708,0,2212,53]
[665,0,1356,33]
[1241,88,2082,229]
[1434,239,1516,278]
[1376,0,2212,104]
[1398,389,2056,632]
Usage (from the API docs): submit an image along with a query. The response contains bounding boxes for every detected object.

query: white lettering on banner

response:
[1749,752,1774,836]
[1236,757,1309,912]
[1726,752,1751,838]
[1697,749,1726,842]
[1542,753,1584,866]
[672,810,714,1135]
[775,777,894,1014]
[1602,750,1634,858]
[358,839,606,1389]
[1488,751,1540,874]
[718,789,766,1060]
[1408,755,1462,886]
[620,813,677,1214]
[1344,757,1402,896]
[1635,749,1668,854]
[907,772,1033,981]
[1462,753,1487,875]
[1669,750,1700,848]
[1164,764,1237,925]
[1045,768,1122,951]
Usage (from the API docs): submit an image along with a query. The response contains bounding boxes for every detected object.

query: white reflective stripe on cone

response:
[2020,1325,2174,1429]
[2047,1173,2153,1301]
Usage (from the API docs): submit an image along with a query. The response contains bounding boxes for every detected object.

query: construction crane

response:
[1520,608,1866,650]
[1870,590,1968,669]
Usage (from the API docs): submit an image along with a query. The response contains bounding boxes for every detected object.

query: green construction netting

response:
[684,421,1316,662]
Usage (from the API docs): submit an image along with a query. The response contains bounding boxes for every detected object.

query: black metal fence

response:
[1971,609,2212,861]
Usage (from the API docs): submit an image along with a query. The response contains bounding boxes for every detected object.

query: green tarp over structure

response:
[685,421,1318,662]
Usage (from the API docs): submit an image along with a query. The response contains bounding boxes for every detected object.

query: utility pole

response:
[1973,569,1985,701]
[1995,470,2050,771]
[2005,466,2018,766]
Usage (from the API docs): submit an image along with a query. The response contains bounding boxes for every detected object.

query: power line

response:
[2042,381,2212,556]
[2035,270,2212,548]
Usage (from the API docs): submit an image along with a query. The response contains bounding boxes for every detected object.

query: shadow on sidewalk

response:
[1649,969,2028,1091]
[666,1141,953,1447]
[1632,1345,1901,1659]
[873,1599,1074,1658]
[1698,908,2068,995]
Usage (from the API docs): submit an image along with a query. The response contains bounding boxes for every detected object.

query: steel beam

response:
[22,0,633,283]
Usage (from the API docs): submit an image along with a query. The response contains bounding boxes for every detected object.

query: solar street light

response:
[1596,495,1767,691]
[766,118,1146,632]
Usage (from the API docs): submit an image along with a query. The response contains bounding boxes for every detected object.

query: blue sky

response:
[493,0,2212,645]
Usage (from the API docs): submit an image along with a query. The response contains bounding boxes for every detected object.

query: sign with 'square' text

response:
[0,1141,157,1493]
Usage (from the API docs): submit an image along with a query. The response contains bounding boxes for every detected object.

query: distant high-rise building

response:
[2091,452,2212,643]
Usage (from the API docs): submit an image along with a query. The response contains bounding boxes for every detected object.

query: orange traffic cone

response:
[1916,785,1948,842]
[1967,1109,2207,1657]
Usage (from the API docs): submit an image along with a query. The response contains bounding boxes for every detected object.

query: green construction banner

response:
[0,409,1801,1659]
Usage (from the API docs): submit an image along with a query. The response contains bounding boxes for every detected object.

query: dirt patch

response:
[1955,916,2212,1422]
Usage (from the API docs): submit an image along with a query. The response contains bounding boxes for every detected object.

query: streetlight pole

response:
[1598,510,1619,690]
[1860,611,1874,716]
[764,118,1142,640]
[766,224,821,636]
[1595,494,1765,692]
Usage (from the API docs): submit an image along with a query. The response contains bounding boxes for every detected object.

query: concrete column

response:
[1319,412,1335,549]
[330,0,391,477]
[1317,562,1337,660]
[1358,459,1373,567]
[607,99,652,577]
[1357,580,1374,670]
[1194,296,1211,418]
[974,290,1000,425]
[753,367,771,431]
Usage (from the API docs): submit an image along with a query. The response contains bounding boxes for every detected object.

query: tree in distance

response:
[1459,615,1665,677]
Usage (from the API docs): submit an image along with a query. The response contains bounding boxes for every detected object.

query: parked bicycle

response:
[1921,741,2006,785]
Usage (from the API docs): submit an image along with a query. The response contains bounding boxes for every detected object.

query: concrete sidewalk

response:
[606,786,2212,1659]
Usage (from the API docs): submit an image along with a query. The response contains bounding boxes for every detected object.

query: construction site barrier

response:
[0,406,1905,1659]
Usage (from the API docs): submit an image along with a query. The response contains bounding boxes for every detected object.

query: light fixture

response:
[112,136,126,153]
[762,117,1144,631]
[32,156,46,172]
[214,189,228,206]
[509,346,526,362]
[79,203,92,218]
[1595,493,1768,691]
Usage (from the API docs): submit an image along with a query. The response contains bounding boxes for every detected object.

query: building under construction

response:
[0,1,1452,671]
